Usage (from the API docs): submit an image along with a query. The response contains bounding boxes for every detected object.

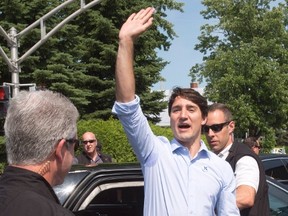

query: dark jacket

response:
[0,166,74,216]
[99,153,113,163]
[76,150,112,165]
[226,142,269,216]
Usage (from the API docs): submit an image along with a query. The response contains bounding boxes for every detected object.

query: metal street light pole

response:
[0,0,102,97]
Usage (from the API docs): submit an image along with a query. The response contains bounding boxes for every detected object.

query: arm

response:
[115,7,155,102]
[113,8,159,163]
[235,156,259,209]
[236,185,256,209]
[216,161,240,216]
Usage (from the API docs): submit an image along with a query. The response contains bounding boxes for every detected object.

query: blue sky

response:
[153,0,206,90]
[152,0,284,91]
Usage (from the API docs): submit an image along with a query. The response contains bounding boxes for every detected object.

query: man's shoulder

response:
[231,141,257,157]
[207,150,232,167]
[100,153,112,163]
[230,142,263,169]
[76,152,86,159]
[1,189,74,216]
[76,152,91,164]
[205,150,235,180]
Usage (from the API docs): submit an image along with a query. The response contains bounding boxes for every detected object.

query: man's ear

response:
[55,139,66,163]
[228,121,235,134]
[201,117,207,125]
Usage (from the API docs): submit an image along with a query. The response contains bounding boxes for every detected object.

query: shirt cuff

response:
[112,95,140,115]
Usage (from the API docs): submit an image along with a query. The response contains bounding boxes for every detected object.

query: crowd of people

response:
[0,6,269,216]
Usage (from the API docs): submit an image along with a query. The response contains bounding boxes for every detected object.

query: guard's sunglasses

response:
[82,139,96,145]
[203,121,231,133]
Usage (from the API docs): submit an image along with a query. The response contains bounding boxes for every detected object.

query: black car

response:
[54,163,144,216]
[266,175,288,216]
[54,162,288,216]
[260,154,288,186]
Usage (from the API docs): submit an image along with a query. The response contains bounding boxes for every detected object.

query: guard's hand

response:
[119,7,155,42]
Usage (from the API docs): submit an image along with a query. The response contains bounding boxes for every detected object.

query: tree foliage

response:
[0,119,207,173]
[190,0,288,148]
[0,0,183,123]
[77,118,174,163]
[0,118,174,172]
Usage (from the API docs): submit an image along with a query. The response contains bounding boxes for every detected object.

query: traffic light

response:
[0,86,10,118]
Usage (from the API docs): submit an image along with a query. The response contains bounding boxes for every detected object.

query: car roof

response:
[259,153,288,160]
[69,162,141,172]
[54,162,143,205]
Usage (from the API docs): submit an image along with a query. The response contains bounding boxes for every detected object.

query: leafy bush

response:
[77,118,135,162]
[0,136,7,174]
[77,118,174,163]
[0,118,208,173]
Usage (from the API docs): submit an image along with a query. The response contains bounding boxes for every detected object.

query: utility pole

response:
[0,0,102,98]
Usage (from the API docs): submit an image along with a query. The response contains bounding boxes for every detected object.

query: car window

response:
[263,159,288,182]
[283,159,288,171]
[54,171,89,205]
[267,179,288,216]
[76,181,144,216]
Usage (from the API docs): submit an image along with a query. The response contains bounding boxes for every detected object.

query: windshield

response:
[53,171,89,205]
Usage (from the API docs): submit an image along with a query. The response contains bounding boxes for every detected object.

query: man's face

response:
[204,110,235,154]
[170,96,206,146]
[252,140,261,155]
[56,138,78,186]
[82,133,97,155]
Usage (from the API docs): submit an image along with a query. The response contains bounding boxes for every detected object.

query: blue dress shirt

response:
[113,96,239,216]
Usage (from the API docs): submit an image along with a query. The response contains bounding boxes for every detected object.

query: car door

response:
[262,158,288,185]
[62,166,144,216]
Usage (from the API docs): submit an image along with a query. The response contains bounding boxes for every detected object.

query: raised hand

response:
[119,7,155,42]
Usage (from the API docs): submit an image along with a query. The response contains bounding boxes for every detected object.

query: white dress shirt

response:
[219,144,259,192]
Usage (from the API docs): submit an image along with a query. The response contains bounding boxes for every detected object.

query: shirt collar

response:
[170,139,183,151]
[218,143,233,159]
[170,139,211,159]
[199,141,212,159]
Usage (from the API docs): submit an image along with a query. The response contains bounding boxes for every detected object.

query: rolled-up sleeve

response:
[112,96,158,164]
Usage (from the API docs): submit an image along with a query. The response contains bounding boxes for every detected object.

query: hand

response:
[119,7,155,42]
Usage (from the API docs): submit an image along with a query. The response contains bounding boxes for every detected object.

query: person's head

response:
[168,87,208,146]
[243,136,261,155]
[4,90,79,185]
[204,103,235,154]
[82,132,97,156]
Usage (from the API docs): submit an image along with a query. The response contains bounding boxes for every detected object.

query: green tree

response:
[190,0,288,149]
[0,0,183,123]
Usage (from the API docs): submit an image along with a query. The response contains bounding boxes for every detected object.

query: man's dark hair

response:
[243,136,258,148]
[168,87,208,118]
